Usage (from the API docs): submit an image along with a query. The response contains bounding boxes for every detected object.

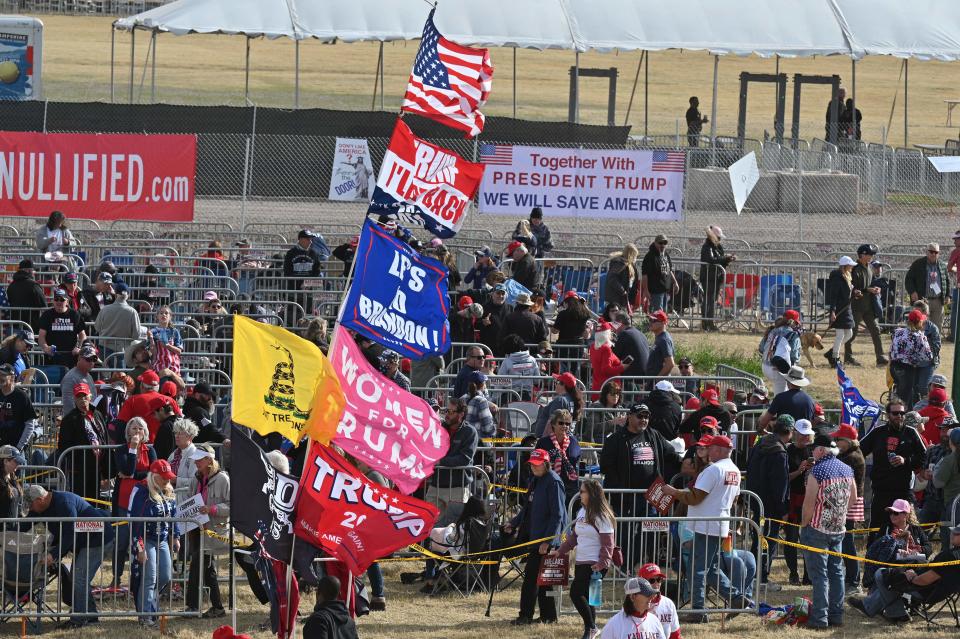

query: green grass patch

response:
[886,192,953,207]
[676,343,763,378]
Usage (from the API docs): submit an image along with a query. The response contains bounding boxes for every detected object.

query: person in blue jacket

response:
[128,459,180,629]
[504,448,567,626]
[24,484,115,629]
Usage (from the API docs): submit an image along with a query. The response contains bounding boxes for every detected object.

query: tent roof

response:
[114,0,960,60]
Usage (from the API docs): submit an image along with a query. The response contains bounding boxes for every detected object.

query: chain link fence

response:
[0,0,170,16]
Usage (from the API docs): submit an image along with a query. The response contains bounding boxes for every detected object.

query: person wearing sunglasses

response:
[905,242,949,331]
[535,409,582,503]
[859,400,928,544]
[638,563,680,639]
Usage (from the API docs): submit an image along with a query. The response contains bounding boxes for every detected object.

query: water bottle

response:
[588,571,603,607]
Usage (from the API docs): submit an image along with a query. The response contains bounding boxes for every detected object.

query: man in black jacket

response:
[183,382,224,444]
[601,403,681,503]
[502,293,547,348]
[528,208,554,258]
[679,388,732,440]
[303,575,358,639]
[647,380,682,440]
[746,418,792,585]
[478,285,510,356]
[508,241,539,291]
[6,259,47,331]
[860,401,928,542]
[905,243,948,330]
[612,312,650,391]
[283,230,322,316]
[847,244,887,366]
[641,235,678,312]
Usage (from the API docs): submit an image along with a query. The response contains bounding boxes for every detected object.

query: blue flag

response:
[838,365,881,430]
[341,218,450,360]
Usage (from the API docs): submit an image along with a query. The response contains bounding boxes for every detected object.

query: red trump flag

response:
[294,442,438,575]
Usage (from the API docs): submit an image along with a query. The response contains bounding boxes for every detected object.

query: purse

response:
[589,521,624,567]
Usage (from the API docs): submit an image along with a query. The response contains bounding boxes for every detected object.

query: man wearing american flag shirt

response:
[799,433,857,629]
[401,9,493,138]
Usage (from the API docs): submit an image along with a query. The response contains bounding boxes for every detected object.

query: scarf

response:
[549,431,578,481]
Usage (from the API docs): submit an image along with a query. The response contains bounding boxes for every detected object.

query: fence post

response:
[796,145,803,241]
[241,136,251,232]
[881,126,888,216]
[42,99,47,133]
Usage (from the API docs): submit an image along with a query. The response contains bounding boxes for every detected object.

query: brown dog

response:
[801,331,825,367]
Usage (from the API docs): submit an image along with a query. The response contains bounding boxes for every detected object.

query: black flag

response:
[230,426,300,560]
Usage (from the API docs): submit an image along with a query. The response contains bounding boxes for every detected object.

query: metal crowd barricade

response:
[0,515,202,625]
[602,375,757,405]
[17,465,67,491]
[421,466,493,526]
[56,444,123,497]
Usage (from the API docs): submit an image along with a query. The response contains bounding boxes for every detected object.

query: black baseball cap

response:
[18,259,33,270]
[629,403,651,415]
[856,244,878,256]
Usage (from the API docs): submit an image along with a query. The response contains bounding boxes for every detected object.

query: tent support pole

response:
[294,39,300,109]
[379,42,384,110]
[904,58,909,146]
[851,59,856,138]
[150,30,156,103]
[774,55,780,107]
[129,27,135,104]
[644,51,649,137]
[623,50,644,126]
[110,26,115,103]
[574,51,580,124]
[371,42,382,110]
[710,54,719,163]
[244,37,251,102]
[512,46,516,119]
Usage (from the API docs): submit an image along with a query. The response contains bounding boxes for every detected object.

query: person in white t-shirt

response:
[638,563,680,639]
[600,577,666,639]
[553,479,617,639]
[662,435,751,622]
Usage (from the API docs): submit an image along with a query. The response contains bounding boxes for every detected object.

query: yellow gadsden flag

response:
[232,315,345,444]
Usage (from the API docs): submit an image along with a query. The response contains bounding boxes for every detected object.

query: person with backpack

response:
[759,310,801,394]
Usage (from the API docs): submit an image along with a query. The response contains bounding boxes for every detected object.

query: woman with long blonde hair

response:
[604,243,639,309]
[551,478,617,639]
[128,460,179,628]
[824,256,856,367]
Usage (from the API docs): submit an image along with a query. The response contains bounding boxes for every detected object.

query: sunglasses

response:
[657,241,668,246]
[555,421,572,426]
[54,297,67,302]
[929,250,940,254]
[889,410,906,415]
[648,577,664,583]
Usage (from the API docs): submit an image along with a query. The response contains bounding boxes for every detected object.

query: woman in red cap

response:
[128,459,179,628]
[533,371,583,437]
[889,310,933,407]
[758,310,801,394]
[56,382,109,500]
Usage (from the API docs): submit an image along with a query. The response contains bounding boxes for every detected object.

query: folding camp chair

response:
[427,516,496,597]
[1,531,59,633]
[907,585,960,629]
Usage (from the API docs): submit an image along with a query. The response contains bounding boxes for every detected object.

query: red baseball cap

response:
[685,397,701,411]
[149,459,177,480]
[552,372,577,390]
[139,370,160,386]
[148,396,169,412]
[563,290,580,301]
[597,321,613,332]
[528,448,550,466]
[638,563,665,580]
[701,389,720,406]
[695,435,714,447]
[458,295,474,310]
[73,383,91,397]
[699,415,719,431]
[783,309,801,323]
[930,387,948,403]
[506,240,523,253]
[160,381,178,398]
[908,309,927,324]
[647,310,669,325]
[709,435,734,449]
[833,423,859,441]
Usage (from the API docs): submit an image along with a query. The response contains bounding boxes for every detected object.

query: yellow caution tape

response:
[490,483,528,494]
[380,534,556,564]
[765,516,940,535]
[767,536,960,568]
[21,470,55,482]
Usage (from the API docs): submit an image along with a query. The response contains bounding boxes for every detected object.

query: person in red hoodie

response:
[117,370,181,443]
[919,386,951,445]
[590,321,627,392]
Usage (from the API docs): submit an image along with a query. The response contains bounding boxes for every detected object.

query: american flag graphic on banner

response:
[401,9,494,139]
[479,144,513,165]
[652,150,686,172]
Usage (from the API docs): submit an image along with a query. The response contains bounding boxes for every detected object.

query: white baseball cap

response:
[794,419,814,436]
[838,256,856,267]
[655,380,678,393]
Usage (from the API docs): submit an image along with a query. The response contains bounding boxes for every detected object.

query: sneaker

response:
[789,572,801,586]
[202,607,226,619]
[370,596,386,611]
[883,613,911,623]
[848,596,868,616]
[58,620,86,630]
[536,617,558,624]
[680,613,708,624]
[844,356,862,367]
[876,355,889,366]
[400,571,424,585]
[510,617,535,626]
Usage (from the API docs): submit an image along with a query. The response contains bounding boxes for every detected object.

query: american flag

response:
[479,143,513,165]
[401,10,494,139]
[652,150,686,172]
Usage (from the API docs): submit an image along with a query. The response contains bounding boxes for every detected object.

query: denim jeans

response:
[72,541,112,622]
[649,292,668,312]
[841,522,860,586]
[800,526,845,627]
[750,513,780,582]
[916,364,935,398]
[686,533,734,610]
[367,563,384,598]
[720,550,756,599]
[863,568,909,618]
[113,508,130,584]
[138,540,172,621]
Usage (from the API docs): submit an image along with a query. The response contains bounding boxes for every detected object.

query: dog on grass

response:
[800,331,825,368]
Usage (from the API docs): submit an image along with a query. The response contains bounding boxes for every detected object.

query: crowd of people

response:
[2,209,960,638]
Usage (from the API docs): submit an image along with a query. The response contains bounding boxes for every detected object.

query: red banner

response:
[294,442,438,574]
[0,131,196,220]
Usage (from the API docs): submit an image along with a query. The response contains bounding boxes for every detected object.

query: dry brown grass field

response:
[28,15,960,147]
